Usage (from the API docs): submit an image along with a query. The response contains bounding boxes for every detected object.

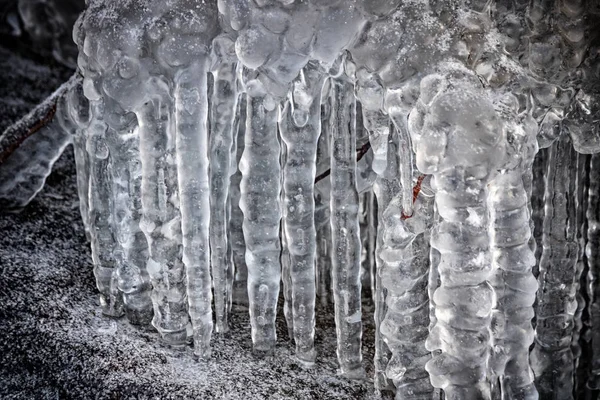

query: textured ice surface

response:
[1,1,600,399]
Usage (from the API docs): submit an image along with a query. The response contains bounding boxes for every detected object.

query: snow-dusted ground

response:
[0,42,383,399]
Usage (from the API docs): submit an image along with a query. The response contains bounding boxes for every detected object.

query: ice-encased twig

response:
[174,61,213,356]
[209,61,239,333]
[586,153,600,390]
[0,75,78,209]
[87,99,123,318]
[239,94,282,354]
[530,134,578,399]
[137,84,189,347]
[328,72,364,378]
[279,64,325,364]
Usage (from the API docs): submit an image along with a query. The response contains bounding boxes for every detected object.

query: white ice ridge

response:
[2,0,600,398]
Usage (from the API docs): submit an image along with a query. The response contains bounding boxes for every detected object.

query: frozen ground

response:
[0,41,383,399]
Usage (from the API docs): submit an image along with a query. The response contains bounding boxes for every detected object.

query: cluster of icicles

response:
[4,0,600,399]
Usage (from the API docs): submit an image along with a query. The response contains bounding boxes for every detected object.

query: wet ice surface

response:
[0,150,382,400]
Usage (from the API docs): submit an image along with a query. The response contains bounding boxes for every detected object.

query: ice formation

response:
[1,0,600,398]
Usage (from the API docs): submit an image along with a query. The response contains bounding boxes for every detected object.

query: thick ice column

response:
[87,99,123,318]
[136,85,189,347]
[530,134,579,399]
[209,60,239,333]
[173,61,213,357]
[239,91,282,354]
[279,64,325,364]
[488,172,538,400]
[416,80,504,400]
[586,153,600,389]
[426,171,495,399]
[328,73,364,378]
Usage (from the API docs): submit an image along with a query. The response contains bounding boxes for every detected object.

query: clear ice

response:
[1,0,600,398]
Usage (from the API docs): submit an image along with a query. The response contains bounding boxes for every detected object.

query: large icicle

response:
[417,76,504,400]
[279,62,325,364]
[105,100,153,326]
[209,50,239,333]
[530,134,579,399]
[328,69,364,378]
[239,87,282,355]
[487,117,538,399]
[137,84,189,347]
[174,60,213,357]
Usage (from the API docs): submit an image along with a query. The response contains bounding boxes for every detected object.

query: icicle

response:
[87,99,123,318]
[531,148,548,276]
[573,152,590,394]
[390,114,415,218]
[531,134,579,399]
[428,207,443,400]
[239,89,282,355]
[106,101,153,326]
[328,70,364,378]
[137,82,189,347]
[280,137,294,340]
[209,59,239,333]
[315,82,332,307]
[281,224,294,340]
[586,153,600,390]
[359,192,371,293]
[230,94,248,309]
[484,105,539,399]
[367,189,377,303]
[66,82,92,239]
[488,170,538,400]
[173,61,213,356]
[279,63,325,365]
